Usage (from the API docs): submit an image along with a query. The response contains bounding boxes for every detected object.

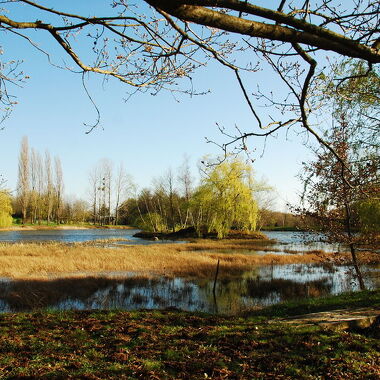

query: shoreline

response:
[0,224,136,231]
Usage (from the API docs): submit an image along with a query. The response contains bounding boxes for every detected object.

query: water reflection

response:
[1,264,378,314]
[263,231,342,253]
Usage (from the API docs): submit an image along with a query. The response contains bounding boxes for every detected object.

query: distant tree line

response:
[5,139,307,234]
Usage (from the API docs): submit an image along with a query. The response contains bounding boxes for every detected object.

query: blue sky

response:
[0,1,313,210]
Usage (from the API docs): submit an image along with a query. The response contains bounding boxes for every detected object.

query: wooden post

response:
[213,259,220,295]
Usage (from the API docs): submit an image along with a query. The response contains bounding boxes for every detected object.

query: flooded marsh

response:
[0,263,378,314]
[0,230,378,314]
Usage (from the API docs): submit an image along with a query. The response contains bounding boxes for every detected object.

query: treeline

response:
[12,138,134,226]
[5,137,308,235]
[258,210,309,230]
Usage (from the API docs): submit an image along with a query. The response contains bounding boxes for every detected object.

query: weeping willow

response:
[191,158,259,238]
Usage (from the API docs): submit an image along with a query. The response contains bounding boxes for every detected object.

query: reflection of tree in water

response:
[0,276,205,313]
[202,272,332,312]
[0,277,151,311]
[243,278,332,301]
[0,264,377,313]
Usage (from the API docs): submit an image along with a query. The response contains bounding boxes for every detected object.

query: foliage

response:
[299,115,379,289]
[300,60,379,249]
[300,121,379,244]
[0,190,12,227]
[356,199,380,233]
[191,158,259,238]
[321,61,380,150]
[133,212,167,233]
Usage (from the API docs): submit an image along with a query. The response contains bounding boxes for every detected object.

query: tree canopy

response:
[1,1,379,153]
[191,157,259,237]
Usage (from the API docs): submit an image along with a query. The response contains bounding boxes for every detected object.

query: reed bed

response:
[0,240,377,280]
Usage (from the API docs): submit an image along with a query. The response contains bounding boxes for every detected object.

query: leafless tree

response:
[177,155,195,228]
[44,150,54,224]
[29,148,38,223]
[163,168,177,233]
[88,165,101,225]
[0,175,6,190]
[35,150,44,224]
[94,159,114,225]
[54,156,64,224]
[17,136,29,224]
[0,1,378,157]
[114,163,132,225]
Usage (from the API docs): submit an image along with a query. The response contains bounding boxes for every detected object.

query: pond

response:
[0,263,378,314]
[0,228,177,245]
[263,231,342,253]
[0,229,342,251]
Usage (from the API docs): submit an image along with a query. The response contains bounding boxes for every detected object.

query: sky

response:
[0,1,314,211]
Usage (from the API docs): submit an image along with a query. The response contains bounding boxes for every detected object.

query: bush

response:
[0,191,13,228]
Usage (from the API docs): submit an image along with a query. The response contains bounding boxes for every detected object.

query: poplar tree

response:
[17,136,29,224]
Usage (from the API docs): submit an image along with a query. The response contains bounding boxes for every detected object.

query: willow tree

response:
[191,158,258,238]
[0,191,13,228]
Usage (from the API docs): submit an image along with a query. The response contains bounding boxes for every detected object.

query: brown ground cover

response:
[0,239,378,280]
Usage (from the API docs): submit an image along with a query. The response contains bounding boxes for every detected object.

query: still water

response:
[0,229,378,314]
[0,228,171,245]
[0,264,378,314]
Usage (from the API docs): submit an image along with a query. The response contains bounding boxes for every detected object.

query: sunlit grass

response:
[0,239,377,280]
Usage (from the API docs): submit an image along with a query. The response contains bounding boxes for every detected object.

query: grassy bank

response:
[0,290,379,379]
[0,240,378,280]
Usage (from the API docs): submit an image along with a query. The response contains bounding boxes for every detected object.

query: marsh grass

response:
[0,240,377,280]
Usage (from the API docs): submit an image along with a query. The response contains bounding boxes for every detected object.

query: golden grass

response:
[0,240,377,280]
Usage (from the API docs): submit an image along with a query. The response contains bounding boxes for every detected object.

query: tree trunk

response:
[349,243,365,290]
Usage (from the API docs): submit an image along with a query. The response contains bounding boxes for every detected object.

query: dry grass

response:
[0,240,377,280]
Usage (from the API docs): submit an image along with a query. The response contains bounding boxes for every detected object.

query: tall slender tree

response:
[44,150,54,224]
[114,163,132,226]
[54,157,64,224]
[17,136,30,224]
